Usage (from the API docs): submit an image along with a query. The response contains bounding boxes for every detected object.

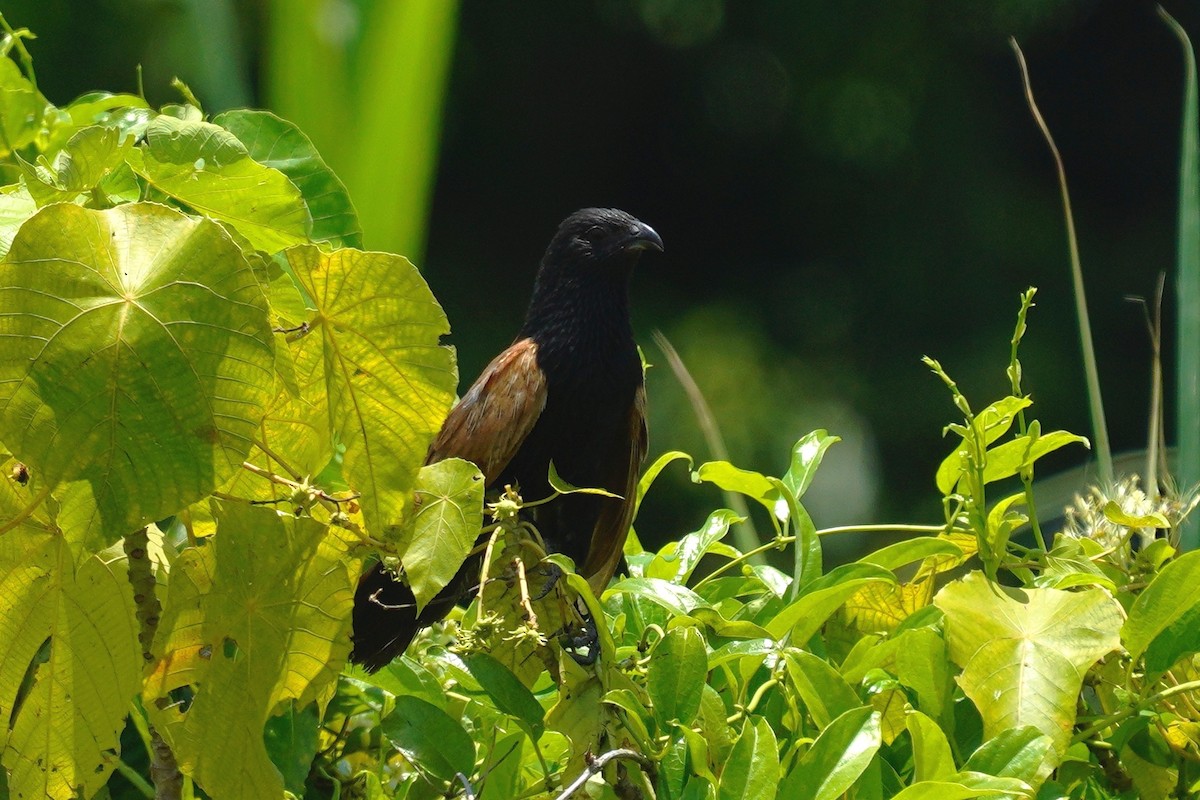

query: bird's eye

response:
[582,225,604,244]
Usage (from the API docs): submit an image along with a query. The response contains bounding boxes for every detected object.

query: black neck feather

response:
[518,269,638,383]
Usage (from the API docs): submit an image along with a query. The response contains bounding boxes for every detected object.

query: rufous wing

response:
[428,337,547,483]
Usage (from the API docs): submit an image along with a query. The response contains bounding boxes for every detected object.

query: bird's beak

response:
[624,223,664,254]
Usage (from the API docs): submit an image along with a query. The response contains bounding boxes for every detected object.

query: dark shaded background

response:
[8,0,1200,552]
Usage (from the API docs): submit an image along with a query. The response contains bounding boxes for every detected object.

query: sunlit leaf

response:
[782,649,861,730]
[694,461,777,510]
[1123,549,1200,678]
[0,532,140,800]
[25,125,132,205]
[648,625,708,728]
[935,572,1122,758]
[399,458,483,611]
[781,430,840,500]
[1102,500,1170,530]
[128,115,311,253]
[981,430,1088,485]
[767,576,894,645]
[282,244,456,537]
[0,183,34,258]
[963,726,1056,789]
[718,717,779,800]
[780,707,880,800]
[907,710,955,783]
[0,56,46,155]
[0,202,274,536]
[144,502,355,800]
[215,108,362,248]
[647,509,742,584]
[858,537,963,572]
[935,397,1031,494]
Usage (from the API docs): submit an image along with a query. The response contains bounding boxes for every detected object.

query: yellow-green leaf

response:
[214,109,362,249]
[934,572,1122,758]
[128,115,311,253]
[0,203,275,537]
[282,245,456,537]
[144,501,355,800]
[0,532,141,800]
[401,458,484,611]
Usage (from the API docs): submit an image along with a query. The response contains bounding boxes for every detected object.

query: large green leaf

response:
[1123,550,1200,677]
[718,717,779,800]
[907,710,955,783]
[767,576,894,644]
[282,245,456,537]
[128,115,311,253]
[648,625,708,729]
[782,649,861,730]
[382,695,476,785]
[463,652,544,741]
[144,502,354,800]
[888,781,1022,800]
[963,727,1056,789]
[779,707,881,800]
[858,537,963,572]
[0,202,275,536]
[0,531,141,800]
[214,109,363,248]
[934,572,1122,758]
[399,458,483,610]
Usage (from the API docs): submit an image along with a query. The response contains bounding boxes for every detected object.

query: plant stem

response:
[1072,678,1200,746]
[1010,38,1113,488]
[693,523,962,590]
[652,330,761,558]
[116,759,155,799]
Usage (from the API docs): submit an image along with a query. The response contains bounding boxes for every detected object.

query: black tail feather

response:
[350,556,479,673]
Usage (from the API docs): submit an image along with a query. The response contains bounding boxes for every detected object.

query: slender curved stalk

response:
[652,330,761,557]
[1010,39,1113,488]
[1160,7,1200,551]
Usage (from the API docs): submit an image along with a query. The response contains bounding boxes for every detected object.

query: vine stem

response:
[692,523,961,590]
[1072,678,1200,745]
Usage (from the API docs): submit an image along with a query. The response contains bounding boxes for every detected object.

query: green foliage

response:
[5,17,1200,800]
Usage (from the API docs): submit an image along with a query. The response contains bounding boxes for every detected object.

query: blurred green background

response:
[8,0,1199,554]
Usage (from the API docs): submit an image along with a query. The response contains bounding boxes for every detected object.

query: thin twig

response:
[552,749,655,800]
[455,772,477,799]
[251,437,302,482]
[513,556,538,630]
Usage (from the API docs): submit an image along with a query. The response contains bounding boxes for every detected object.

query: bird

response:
[350,207,661,672]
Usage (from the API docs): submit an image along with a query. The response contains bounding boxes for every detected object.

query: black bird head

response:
[521,207,661,344]
[540,207,663,278]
